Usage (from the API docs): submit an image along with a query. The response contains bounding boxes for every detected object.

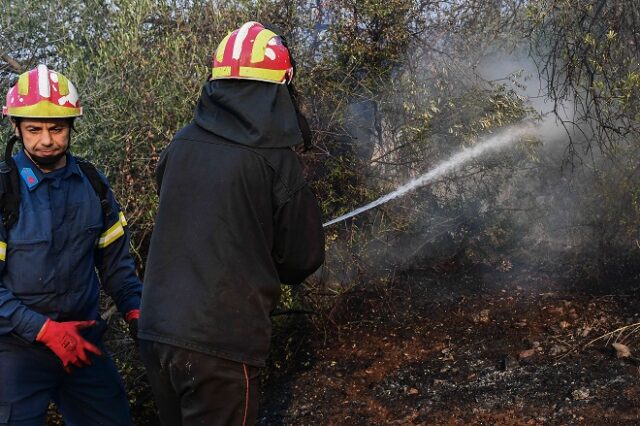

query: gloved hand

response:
[125,309,140,341]
[36,319,102,373]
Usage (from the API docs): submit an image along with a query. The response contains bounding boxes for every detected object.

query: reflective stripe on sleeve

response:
[119,211,128,227]
[0,241,5,261]
[97,221,124,249]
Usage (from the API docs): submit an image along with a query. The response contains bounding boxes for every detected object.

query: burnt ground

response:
[259,264,640,425]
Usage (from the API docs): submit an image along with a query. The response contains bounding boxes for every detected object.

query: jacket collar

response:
[13,150,81,191]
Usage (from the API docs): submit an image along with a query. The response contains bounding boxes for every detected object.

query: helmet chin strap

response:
[28,151,67,167]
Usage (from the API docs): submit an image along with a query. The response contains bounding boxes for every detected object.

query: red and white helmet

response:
[212,22,293,85]
[3,64,82,118]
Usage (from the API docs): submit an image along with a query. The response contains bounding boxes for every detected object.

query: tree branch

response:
[0,52,25,74]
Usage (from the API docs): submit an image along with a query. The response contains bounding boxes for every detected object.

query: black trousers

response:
[138,340,260,426]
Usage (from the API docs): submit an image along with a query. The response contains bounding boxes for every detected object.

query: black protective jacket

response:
[138,80,325,366]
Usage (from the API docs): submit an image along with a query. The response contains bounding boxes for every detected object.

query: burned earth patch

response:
[259,266,640,425]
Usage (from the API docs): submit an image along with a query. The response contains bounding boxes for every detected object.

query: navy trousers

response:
[0,335,132,426]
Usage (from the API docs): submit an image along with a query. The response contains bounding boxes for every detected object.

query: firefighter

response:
[0,65,141,425]
[138,22,325,425]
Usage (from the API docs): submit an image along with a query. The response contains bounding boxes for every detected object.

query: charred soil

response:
[259,264,640,425]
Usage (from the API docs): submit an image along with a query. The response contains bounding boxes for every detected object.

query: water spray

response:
[323,122,536,228]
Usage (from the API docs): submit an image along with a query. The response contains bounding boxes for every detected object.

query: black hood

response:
[194,79,303,148]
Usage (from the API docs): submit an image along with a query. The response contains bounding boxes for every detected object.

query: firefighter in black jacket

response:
[138,22,325,425]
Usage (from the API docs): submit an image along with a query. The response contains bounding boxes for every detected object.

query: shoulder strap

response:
[0,136,21,229]
[77,159,113,218]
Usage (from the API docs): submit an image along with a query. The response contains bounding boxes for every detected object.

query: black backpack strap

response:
[0,136,21,229]
[77,160,113,218]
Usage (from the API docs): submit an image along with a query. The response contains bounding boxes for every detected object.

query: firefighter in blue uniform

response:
[0,65,141,425]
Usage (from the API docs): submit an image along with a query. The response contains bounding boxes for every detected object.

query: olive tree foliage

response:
[289,0,640,307]
[526,0,640,153]
[521,0,640,277]
[298,1,532,268]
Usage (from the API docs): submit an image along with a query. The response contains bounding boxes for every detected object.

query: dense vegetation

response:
[2,0,640,422]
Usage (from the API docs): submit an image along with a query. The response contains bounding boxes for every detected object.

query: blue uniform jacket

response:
[0,150,142,342]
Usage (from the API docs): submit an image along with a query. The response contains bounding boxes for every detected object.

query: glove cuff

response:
[35,318,52,342]
[125,309,140,322]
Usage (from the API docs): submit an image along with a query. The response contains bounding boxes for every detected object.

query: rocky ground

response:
[259,264,640,425]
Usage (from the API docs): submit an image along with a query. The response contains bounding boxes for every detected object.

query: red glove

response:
[36,319,102,373]
[125,309,140,322]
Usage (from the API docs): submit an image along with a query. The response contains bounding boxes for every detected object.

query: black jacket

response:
[138,80,325,366]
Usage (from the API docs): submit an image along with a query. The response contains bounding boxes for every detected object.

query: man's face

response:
[15,118,71,171]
